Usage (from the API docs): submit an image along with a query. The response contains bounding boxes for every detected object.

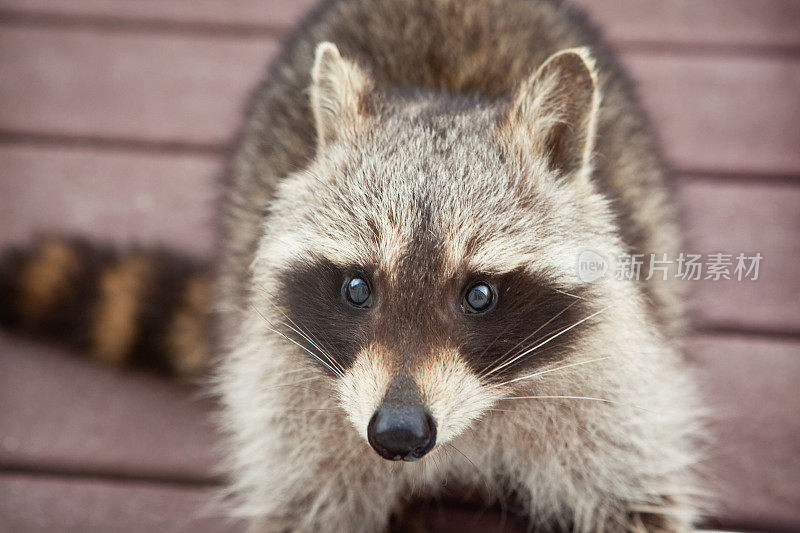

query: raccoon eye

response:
[343,276,372,308]
[462,282,496,314]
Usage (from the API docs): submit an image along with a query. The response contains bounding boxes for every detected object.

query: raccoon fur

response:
[0,0,707,531]
[213,0,705,530]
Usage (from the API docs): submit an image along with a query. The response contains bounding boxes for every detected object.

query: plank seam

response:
[0,461,223,488]
[0,9,287,40]
[617,41,800,59]
[694,326,800,343]
[0,130,226,156]
[675,171,800,185]
[3,9,800,57]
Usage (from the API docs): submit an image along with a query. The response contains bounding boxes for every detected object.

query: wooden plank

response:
[0,474,236,533]
[690,334,800,532]
[1,27,799,175]
[0,332,218,482]
[2,146,798,332]
[1,0,798,49]
[622,52,800,176]
[0,0,315,32]
[678,178,800,333]
[0,145,220,257]
[0,26,277,148]
[576,0,800,49]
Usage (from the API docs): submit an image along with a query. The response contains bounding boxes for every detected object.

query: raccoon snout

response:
[367,404,436,461]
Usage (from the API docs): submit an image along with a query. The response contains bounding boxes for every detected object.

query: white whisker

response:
[278,319,345,375]
[553,287,587,300]
[267,376,324,389]
[503,395,614,403]
[268,325,343,378]
[250,304,344,378]
[483,323,570,378]
[496,355,614,387]
[500,395,654,413]
[445,443,490,495]
[485,305,611,378]
[481,299,580,377]
[269,368,314,378]
[254,286,345,375]
[273,304,344,374]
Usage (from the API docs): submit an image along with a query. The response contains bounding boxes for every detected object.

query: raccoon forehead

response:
[263,219,583,300]
[441,217,591,284]
[265,179,583,287]
[264,107,593,279]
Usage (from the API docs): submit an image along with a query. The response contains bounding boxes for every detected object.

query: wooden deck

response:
[0,1,798,531]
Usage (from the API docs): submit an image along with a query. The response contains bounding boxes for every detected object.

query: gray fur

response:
[213,0,706,531]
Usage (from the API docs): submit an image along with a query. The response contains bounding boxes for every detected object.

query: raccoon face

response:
[255,43,611,461]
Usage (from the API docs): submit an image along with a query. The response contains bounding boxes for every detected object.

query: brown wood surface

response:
[0,27,278,149]
[1,0,798,531]
[0,145,220,257]
[692,333,800,532]
[0,474,235,533]
[678,178,800,334]
[0,332,218,483]
[1,27,799,174]
[2,0,799,48]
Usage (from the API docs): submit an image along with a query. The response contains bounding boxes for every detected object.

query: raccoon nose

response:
[367,405,436,461]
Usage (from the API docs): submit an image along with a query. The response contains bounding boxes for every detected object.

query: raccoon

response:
[0,0,706,531]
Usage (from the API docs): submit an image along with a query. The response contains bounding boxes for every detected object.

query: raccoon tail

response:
[0,236,212,378]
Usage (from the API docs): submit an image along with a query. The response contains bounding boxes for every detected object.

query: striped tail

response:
[0,237,212,378]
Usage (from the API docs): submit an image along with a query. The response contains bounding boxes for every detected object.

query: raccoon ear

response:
[506,47,600,178]
[310,42,374,149]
